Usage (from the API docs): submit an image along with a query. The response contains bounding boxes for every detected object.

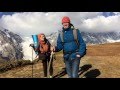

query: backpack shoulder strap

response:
[59,29,79,46]
[46,39,51,46]
[73,28,79,47]
[58,30,64,43]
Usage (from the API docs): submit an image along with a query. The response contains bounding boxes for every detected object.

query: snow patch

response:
[107,39,120,43]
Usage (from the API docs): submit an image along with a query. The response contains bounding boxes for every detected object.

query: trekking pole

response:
[31,47,34,78]
[47,51,54,78]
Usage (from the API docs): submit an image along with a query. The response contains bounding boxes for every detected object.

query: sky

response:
[0,12,120,60]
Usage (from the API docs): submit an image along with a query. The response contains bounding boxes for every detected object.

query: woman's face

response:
[62,23,70,29]
[40,35,45,41]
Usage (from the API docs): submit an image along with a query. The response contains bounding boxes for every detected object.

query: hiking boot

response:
[82,76,86,78]
[43,77,47,78]
[49,76,53,78]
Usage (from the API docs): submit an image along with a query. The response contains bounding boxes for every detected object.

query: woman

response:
[36,33,53,78]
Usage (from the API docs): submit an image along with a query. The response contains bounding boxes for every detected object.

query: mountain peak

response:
[0,27,23,60]
[47,31,120,46]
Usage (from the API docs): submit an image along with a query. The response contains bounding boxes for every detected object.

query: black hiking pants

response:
[42,58,53,77]
[39,53,53,77]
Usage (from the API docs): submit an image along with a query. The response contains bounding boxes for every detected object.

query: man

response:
[51,16,86,78]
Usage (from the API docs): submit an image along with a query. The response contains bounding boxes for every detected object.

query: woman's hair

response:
[38,33,47,42]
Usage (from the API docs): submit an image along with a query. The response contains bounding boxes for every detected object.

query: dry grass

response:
[80,42,120,78]
[0,42,120,78]
[86,42,120,56]
[0,59,39,73]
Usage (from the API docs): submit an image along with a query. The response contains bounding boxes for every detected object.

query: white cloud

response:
[0,12,104,37]
[0,12,64,36]
[79,15,120,32]
[113,12,120,15]
[0,12,120,35]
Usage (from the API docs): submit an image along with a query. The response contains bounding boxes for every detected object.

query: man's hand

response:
[76,54,81,57]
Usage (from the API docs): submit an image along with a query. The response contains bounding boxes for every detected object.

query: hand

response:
[76,54,80,58]
[29,44,34,47]
[50,46,55,52]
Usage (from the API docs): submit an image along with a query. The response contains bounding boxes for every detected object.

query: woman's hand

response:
[50,46,55,52]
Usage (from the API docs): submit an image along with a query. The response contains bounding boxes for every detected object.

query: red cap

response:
[62,16,70,24]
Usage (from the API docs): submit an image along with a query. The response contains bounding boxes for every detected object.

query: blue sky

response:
[0,12,115,18]
[0,12,14,17]
[102,12,115,17]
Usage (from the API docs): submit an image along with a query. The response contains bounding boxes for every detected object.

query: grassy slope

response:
[0,42,120,78]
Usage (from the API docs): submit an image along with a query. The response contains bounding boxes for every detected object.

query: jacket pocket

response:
[69,53,76,60]
[64,54,70,60]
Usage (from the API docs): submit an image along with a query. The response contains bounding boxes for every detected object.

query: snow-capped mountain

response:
[47,31,120,45]
[0,27,23,60]
[46,32,58,46]
[81,31,120,44]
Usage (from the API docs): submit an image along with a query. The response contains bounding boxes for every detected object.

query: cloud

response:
[79,15,120,32]
[0,12,63,37]
[0,12,104,37]
[0,12,120,36]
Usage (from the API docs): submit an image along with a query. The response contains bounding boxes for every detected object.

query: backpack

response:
[59,28,79,47]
